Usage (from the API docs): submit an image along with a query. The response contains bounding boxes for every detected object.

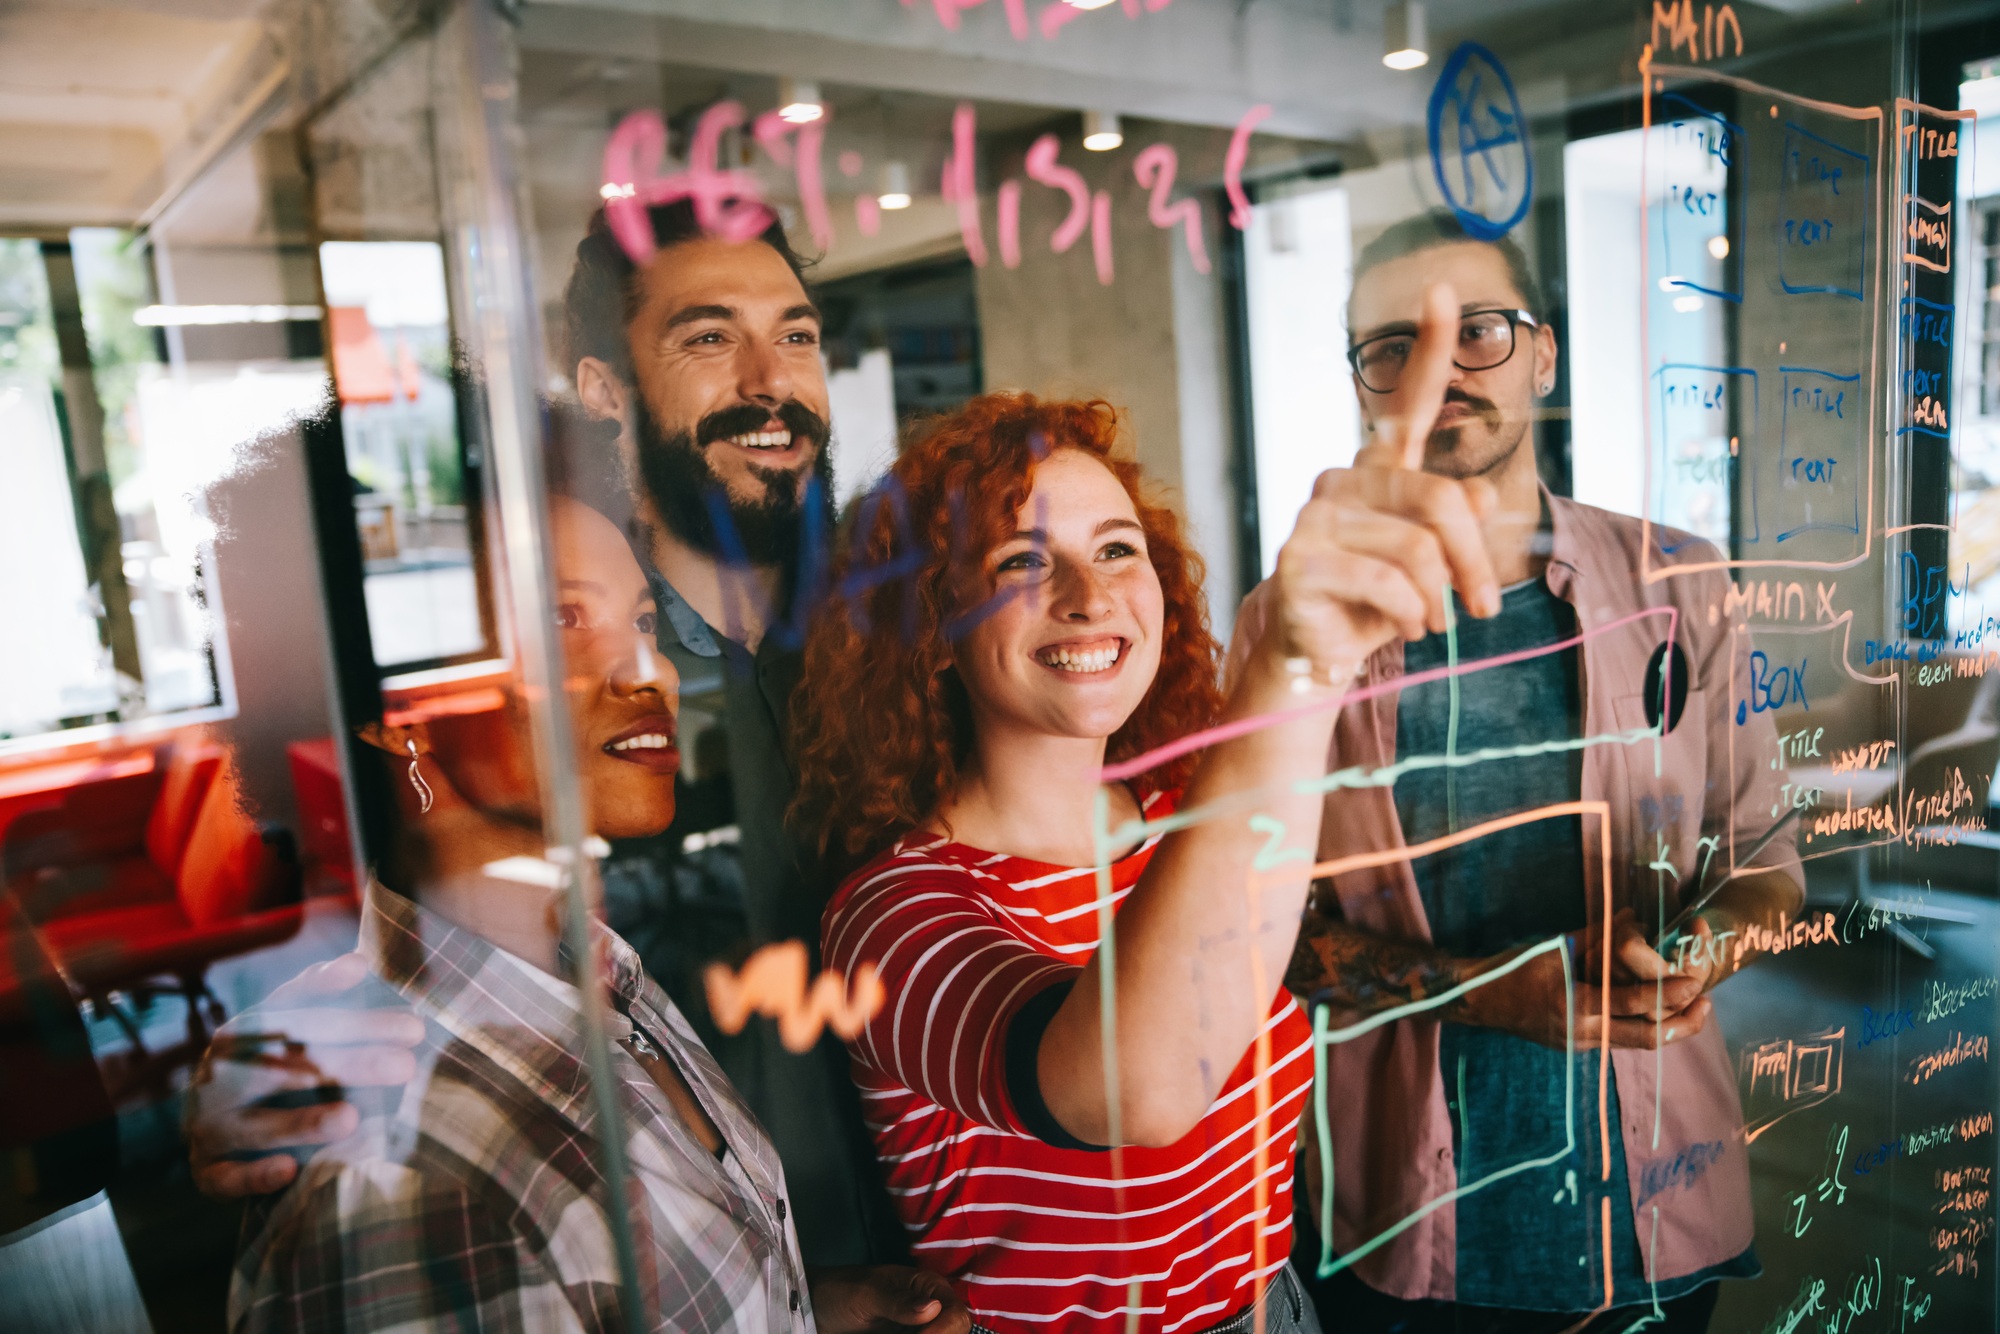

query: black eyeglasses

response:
[1346,308,1540,394]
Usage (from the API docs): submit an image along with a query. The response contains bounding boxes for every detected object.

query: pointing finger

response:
[1391,283,1461,470]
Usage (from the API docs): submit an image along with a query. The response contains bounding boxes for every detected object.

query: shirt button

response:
[790,1288,802,1312]
[776,1198,787,1221]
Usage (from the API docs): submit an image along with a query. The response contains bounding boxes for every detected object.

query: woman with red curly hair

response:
[793,392,1366,1334]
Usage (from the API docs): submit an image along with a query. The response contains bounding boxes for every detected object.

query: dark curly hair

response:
[562,198,813,385]
[790,393,1224,866]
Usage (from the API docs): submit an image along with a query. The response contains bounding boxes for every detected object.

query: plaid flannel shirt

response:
[229,882,815,1333]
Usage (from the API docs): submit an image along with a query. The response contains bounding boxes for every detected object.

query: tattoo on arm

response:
[1285,909,1467,1018]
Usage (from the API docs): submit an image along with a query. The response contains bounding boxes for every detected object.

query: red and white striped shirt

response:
[821,791,1314,1334]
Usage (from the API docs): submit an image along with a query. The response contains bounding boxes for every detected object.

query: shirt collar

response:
[646,566,722,658]
[1541,482,1582,598]
[359,879,653,1125]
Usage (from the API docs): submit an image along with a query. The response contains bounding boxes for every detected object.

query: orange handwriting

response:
[705,941,886,1053]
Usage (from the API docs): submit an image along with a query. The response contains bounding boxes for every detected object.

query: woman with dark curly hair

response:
[790,388,1428,1334]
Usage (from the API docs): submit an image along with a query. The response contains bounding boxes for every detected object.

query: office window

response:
[319,240,491,672]
[0,233,234,746]
[1950,71,2000,614]
[1565,120,1732,540]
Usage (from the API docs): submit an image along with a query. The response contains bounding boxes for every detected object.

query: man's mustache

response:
[1430,388,1502,433]
[696,400,830,452]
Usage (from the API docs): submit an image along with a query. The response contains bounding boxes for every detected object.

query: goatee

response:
[636,397,836,583]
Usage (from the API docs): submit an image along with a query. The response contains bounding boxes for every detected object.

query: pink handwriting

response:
[1040,0,1087,38]
[598,90,1257,284]
[998,179,1024,268]
[905,0,1172,39]
[753,110,835,251]
[1091,190,1114,285]
[1134,143,1210,273]
[908,0,1031,39]
[602,103,774,263]
[1224,103,1273,230]
[1025,133,1091,253]
[947,103,989,266]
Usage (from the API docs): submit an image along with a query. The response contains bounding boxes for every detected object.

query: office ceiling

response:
[1,0,1995,232]
[0,0,288,230]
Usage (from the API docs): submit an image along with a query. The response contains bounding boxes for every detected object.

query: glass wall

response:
[2,2,1998,1332]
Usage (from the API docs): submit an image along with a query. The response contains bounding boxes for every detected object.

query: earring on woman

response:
[407,738,434,814]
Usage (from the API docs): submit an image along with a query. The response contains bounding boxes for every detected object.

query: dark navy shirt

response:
[596,569,906,1268]
[1393,575,1752,1310]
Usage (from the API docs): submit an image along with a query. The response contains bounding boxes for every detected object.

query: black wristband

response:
[1003,979,1107,1152]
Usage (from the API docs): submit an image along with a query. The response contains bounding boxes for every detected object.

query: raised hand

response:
[187,952,424,1199]
[1267,282,1503,689]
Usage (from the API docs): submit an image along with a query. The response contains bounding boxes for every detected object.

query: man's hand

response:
[1589,907,1724,1002]
[187,952,424,1199]
[1272,283,1501,687]
[807,1265,972,1334]
[1459,929,1711,1050]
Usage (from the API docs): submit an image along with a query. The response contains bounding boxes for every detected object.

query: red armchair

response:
[1,737,303,1098]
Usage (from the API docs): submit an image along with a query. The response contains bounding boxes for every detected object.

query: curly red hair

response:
[790,393,1224,866]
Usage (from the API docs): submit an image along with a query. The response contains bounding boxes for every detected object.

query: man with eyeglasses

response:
[1229,212,1803,1332]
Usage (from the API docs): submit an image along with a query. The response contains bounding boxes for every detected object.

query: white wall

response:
[826,346,898,509]
[0,372,115,736]
[1242,183,1361,580]
[1564,131,1647,521]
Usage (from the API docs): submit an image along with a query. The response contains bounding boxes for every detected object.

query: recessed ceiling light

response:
[1383,1,1428,71]
[1082,109,1122,152]
[878,161,913,210]
[134,304,321,327]
[777,77,823,125]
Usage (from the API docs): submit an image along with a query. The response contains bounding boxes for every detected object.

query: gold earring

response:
[407,738,434,815]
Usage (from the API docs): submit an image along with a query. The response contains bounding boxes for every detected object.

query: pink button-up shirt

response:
[1233,492,1801,1302]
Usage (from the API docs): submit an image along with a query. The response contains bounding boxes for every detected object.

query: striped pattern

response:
[229,882,813,1334]
[821,794,1313,1334]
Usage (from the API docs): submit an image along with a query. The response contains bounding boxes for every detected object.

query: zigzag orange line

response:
[703,940,886,1053]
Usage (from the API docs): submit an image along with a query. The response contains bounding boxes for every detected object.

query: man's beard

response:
[635,397,836,580]
[1421,388,1524,480]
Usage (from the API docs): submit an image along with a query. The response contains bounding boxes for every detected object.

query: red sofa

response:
[1,737,302,1097]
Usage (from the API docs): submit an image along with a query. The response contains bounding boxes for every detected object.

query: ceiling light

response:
[777,77,824,125]
[1064,0,1119,8]
[1082,109,1122,152]
[878,161,913,211]
[134,304,321,327]
[1383,1,1428,70]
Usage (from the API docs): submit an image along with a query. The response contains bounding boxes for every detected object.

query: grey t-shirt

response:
[1393,575,1750,1309]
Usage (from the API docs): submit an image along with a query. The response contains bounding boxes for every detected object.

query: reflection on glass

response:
[4,2,2000,1332]
[319,241,488,672]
